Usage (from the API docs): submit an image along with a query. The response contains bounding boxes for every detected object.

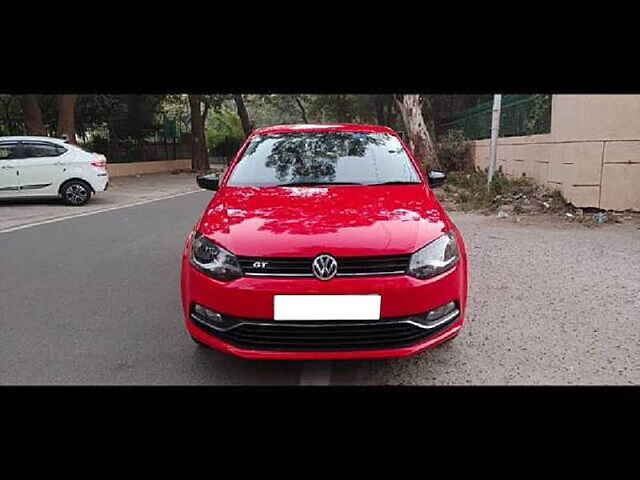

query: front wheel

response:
[61,180,92,206]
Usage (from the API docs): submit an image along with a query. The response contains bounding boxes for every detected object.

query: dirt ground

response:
[434,183,640,230]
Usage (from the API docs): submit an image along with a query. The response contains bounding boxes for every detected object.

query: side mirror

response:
[197,174,219,191]
[428,170,446,188]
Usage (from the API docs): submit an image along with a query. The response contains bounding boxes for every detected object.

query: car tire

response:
[60,180,92,206]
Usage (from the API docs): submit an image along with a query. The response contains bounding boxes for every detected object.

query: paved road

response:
[1,191,638,385]
[0,192,302,384]
[0,171,218,232]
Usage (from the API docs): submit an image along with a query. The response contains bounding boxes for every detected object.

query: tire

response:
[60,180,92,206]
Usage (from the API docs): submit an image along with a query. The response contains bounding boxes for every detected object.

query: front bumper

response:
[181,250,467,360]
[187,313,463,360]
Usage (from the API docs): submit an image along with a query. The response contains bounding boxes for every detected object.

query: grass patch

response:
[444,169,570,214]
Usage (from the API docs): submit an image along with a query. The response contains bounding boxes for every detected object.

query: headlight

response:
[408,232,459,279]
[190,232,243,281]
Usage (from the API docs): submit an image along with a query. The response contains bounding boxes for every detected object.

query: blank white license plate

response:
[273,295,381,321]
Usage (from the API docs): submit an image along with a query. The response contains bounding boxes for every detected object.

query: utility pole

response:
[487,94,502,190]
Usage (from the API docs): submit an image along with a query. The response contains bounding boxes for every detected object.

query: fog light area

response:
[409,301,459,329]
[191,304,238,331]
[425,301,457,322]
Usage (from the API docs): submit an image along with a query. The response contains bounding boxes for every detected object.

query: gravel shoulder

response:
[331,212,640,385]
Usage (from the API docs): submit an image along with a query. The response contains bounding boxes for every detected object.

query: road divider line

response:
[0,190,207,234]
[299,361,332,386]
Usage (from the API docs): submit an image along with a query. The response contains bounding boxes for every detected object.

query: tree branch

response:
[295,96,308,123]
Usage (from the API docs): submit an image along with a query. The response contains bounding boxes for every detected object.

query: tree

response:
[0,95,24,136]
[233,94,252,137]
[395,94,440,170]
[246,95,312,126]
[188,94,209,172]
[294,96,308,123]
[374,95,386,125]
[75,95,123,142]
[206,108,244,155]
[56,95,78,143]
[307,95,358,123]
[20,95,46,136]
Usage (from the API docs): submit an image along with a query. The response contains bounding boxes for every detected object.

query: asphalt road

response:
[1,191,639,385]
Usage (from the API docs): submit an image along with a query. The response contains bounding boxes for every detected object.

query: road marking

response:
[299,361,332,386]
[0,190,206,234]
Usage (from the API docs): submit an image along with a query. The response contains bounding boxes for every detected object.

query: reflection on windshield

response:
[227,132,420,186]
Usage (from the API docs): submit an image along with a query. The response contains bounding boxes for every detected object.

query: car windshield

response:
[226,131,421,187]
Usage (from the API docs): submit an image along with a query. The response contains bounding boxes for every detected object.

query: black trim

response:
[21,141,66,158]
[0,142,25,160]
[237,254,411,277]
[19,184,52,190]
[190,308,457,352]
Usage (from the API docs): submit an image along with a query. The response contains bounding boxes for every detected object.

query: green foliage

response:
[0,95,23,135]
[439,95,552,140]
[243,94,393,127]
[446,169,536,212]
[253,95,309,125]
[525,94,552,135]
[435,129,473,172]
[206,108,244,156]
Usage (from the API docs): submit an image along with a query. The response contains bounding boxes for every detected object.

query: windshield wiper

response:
[367,181,422,186]
[275,181,364,187]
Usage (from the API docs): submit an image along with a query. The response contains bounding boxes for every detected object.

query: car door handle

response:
[1,165,15,169]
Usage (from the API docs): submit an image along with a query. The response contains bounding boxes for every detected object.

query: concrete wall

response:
[471,95,640,211]
[106,159,192,178]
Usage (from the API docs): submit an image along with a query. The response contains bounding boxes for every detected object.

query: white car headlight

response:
[190,232,243,281]
[408,232,459,279]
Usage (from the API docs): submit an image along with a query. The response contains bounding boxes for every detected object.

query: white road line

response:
[299,361,333,386]
[0,190,206,234]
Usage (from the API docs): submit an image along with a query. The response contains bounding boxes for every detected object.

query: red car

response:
[180,124,468,360]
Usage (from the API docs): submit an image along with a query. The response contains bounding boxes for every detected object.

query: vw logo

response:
[312,254,338,280]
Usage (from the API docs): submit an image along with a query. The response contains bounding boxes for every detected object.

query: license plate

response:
[273,295,381,321]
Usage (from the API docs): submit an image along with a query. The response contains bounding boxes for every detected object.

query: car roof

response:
[251,123,397,137]
[0,136,69,145]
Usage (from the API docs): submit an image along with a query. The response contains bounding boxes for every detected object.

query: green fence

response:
[437,94,551,140]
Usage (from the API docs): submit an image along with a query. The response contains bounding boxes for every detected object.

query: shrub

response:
[206,109,244,154]
[446,169,537,212]
[435,129,473,172]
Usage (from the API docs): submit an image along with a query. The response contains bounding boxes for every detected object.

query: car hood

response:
[197,185,449,257]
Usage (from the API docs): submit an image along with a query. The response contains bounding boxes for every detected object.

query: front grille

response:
[237,254,410,277]
[191,313,455,351]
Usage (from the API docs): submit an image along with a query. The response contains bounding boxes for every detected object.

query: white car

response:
[0,136,109,205]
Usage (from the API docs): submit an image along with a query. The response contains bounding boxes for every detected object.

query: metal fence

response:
[437,95,552,140]
[79,139,193,164]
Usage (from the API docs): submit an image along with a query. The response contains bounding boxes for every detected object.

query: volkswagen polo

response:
[180,124,468,360]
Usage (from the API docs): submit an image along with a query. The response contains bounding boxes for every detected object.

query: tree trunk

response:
[189,95,209,173]
[374,95,386,125]
[395,94,440,170]
[233,94,252,137]
[201,100,210,167]
[21,95,46,136]
[295,96,308,123]
[56,95,78,143]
